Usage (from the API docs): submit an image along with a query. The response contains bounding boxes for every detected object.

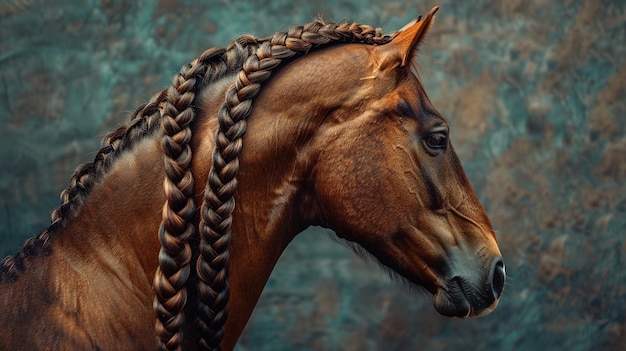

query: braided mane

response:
[2,16,400,351]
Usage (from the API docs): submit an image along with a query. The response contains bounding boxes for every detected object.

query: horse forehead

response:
[395,76,447,124]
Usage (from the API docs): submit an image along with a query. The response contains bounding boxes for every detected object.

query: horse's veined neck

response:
[191,70,327,347]
[194,70,319,240]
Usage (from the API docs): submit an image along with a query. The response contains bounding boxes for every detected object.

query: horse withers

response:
[0,7,505,351]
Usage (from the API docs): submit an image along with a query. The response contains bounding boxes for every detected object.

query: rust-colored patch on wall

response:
[439,71,499,154]
[590,63,626,141]
[596,137,626,179]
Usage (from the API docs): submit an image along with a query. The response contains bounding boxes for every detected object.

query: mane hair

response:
[1,15,407,350]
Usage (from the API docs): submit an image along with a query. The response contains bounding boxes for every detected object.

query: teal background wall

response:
[1,0,624,350]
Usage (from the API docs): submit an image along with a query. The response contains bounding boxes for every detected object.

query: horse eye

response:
[424,132,448,150]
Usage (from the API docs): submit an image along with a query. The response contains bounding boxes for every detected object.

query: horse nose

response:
[490,258,506,300]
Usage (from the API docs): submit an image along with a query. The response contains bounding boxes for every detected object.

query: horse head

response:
[287,7,506,318]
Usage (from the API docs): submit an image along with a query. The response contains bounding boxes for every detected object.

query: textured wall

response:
[1,0,624,350]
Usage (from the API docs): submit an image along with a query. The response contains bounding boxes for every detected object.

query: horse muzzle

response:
[433,256,506,318]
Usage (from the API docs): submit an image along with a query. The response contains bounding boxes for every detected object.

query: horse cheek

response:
[315,135,394,242]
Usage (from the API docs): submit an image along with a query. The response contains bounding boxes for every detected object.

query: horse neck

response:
[0,132,164,349]
[193,65,353,346]
[49,133,164,288]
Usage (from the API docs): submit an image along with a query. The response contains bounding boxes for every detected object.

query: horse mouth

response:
[432,277,499,318]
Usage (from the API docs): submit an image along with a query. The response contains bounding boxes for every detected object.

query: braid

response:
[153,63,201,351]
[0,88,164,284]
[194,19,394,350]
[152,47,228,350]
[195,43,279,351]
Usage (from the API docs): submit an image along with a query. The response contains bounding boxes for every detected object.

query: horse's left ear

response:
[387,6,439,67]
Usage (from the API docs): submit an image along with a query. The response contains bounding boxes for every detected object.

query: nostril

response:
[491,259,506,299]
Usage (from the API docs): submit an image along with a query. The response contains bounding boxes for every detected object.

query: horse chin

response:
[433,285,471,318]
[432,278,498,318]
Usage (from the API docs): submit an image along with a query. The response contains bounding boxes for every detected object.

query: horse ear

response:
[390,6,439,67]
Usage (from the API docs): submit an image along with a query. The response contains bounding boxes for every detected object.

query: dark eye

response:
[424,132,448,150]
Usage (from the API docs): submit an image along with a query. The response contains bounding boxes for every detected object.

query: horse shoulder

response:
[0,257,98,350]
[0,246,155,350]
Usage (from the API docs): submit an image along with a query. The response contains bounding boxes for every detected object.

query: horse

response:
[0,7,505,351]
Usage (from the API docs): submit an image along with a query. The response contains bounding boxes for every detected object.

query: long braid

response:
[152,47,229,350]
[0,88,165,284]
[195,39,278,350]
[152,60,203,350]
[194,19,394,350]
